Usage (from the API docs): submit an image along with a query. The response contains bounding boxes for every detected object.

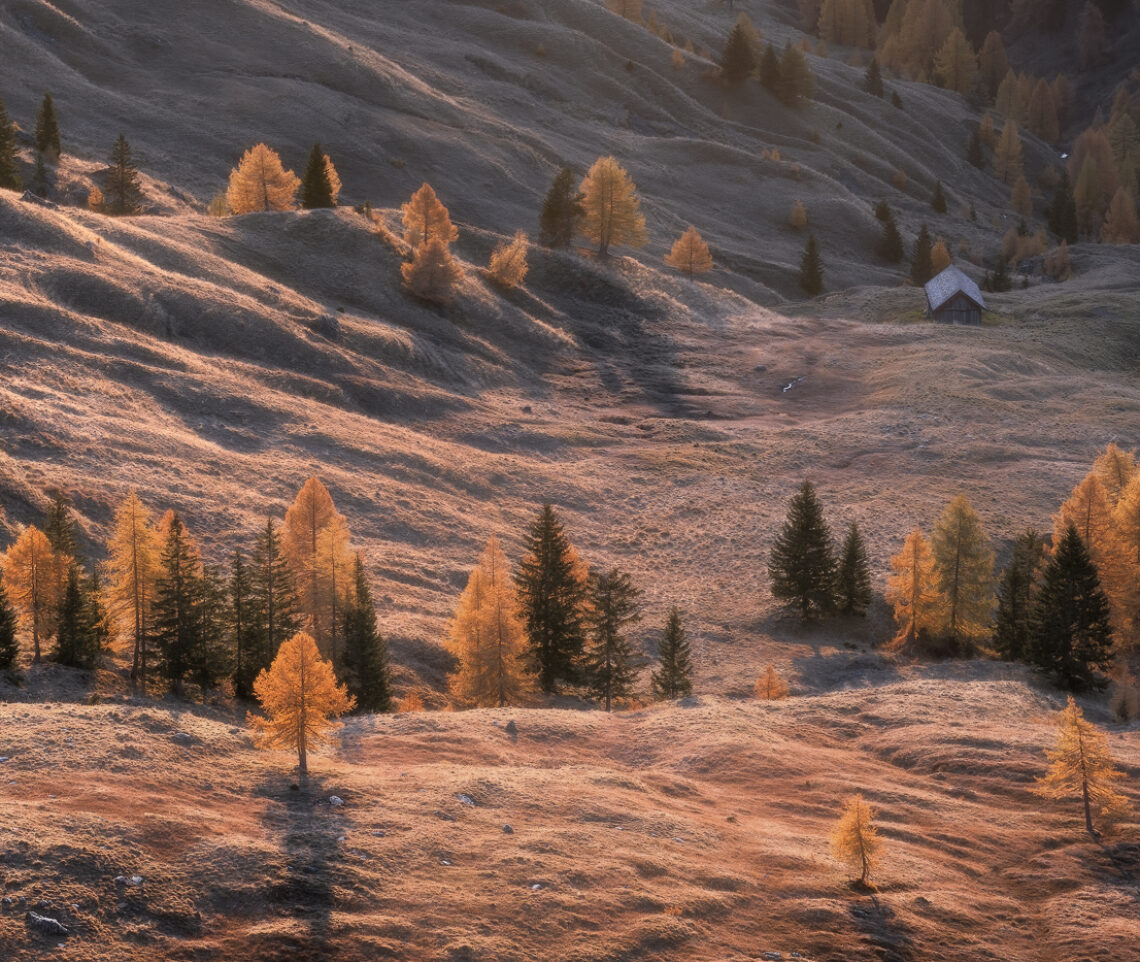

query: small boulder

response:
[328,795,344,807]
[25,911,68,937]
[456,793,475,807]
[501,824,514,834]
[171,731,195,746]
[504,720,518,741]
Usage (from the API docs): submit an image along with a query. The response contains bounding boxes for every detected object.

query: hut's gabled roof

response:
[924,265,985,313]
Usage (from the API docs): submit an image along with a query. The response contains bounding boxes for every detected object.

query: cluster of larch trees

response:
[0,478,392,713]
[444,505,693,711]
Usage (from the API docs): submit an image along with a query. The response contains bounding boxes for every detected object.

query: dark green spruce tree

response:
[228,550,258,698]
[45,490,83,562]
[515,504,588,692]
[538,167,584,248]
[341,554,393,713]
[651,605,692,700]
[799,233,823,296]
[720,24,756,85]
[35,93,60,159]
[300,142,336,209]
[105,133,144,216]
[584,568,642,712]
[189,565,229,694]
[759,43,781,94]
[769,480,837,621]
[967,126,985,169]
[836,521,873,617]
[1046,169,1078,244]
[931,180,947,213]
[0,96,21,191]
[1028,523,1114,691]
[54,563,107,670]
[864,57,884,97]
[778,42,813,106]
[0,570,18,672]
[878,206,905,263]
[243,517,301,699]
[910,223,933,285]
[993,529,1044,662]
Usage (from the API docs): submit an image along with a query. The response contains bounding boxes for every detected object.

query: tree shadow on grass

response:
[849,891,918,962]
[256,772,346,958]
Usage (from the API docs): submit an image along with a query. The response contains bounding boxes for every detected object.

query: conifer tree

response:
[788,200,808,230]
[878,206,904,263]
[933,28,977,96]
[35,93,60,160]
[830,795,882,887]
[487,230,529,288]
[1093,442,1136,506]
[342,555,392,713]
[152,513,212,697]
[967,126,985,169]
[0,96,21,191]
[0,570,18,671]
[931,180,947,213]
[886,527,945,647]
[584,568,642,712]
[1102,187,1140,244]
[759,43,782,94]
[1029,523,1114,691]
[930,237,951,274]
[930,495,995,653]
[1026,79,1060,143]
[778,42,813,106]
[300,142,336,209]
[245,517,301,700]
[54,562,106,670]
[402,237,462,303]
[864,57,884,98]
[515,504,589,692]
[3,526,59,663]
[721,24,756,84]
[837,521,873,617]
[755,662,790,700]
[978,31,1008,101]
[769,481,837,621]
[1035,696,1132,837]
[447,536,532,708]
[994,529,1045,662]
[799,233,824,296]
[651,606,692,700]
[538,167,584,248]
[579,156,646,256]
[401,182,458,248]
[1011,175,1033,216]
[227,144,300,213]
[228,550,258,699]
[105,134,143,216]
[283,477,348,656]
[994,120,1024,184]
[190,564,230,693]
[664,225,713,278]
[107,491,161,693]
[251,631,354,775]
[909,223,933,285]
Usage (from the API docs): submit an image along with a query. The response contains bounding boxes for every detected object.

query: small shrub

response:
[487,230,529,288]
[397,691,426,713]
[87,185,105,213]
[892,169,907,190]
[788,199,808,229]
[207,190,229,217]
[1044,241,1072,281]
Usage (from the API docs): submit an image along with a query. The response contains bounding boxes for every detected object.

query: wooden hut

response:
[924,265,985,324]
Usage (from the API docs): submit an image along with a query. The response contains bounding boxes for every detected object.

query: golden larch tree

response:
[401,182,458,249]
[487,230,529,288]
[788,200,808,230]
[579,156,647,257]
[106,490,162,691]
[1026,78,1060,143]
[3,526,60,663]
[316,512,353,665]
[934,28,977,96]
[886,527,945,648]
[251,631,354,774]
[1035,696,1132,837]
[1011,175,1033,216]
[994,120,1024,184]
[664,225,713,278]
[605,0,642,22]
[830,794,882,887]
[283,477,347,655]
[402,237,462,303]
[226,144,301,214]
[930,495,995,652]
[1102,187,1140,244]
[930,238,951,274]
[323,153,342,207]
[446,535,533,708]
[1054,472,1135,643]
[1094,442,1137,506]
[755,662,789,700]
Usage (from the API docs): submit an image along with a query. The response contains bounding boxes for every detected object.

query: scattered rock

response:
[171,731,195,746]
[456,793,475,807]
[25,911,68,937]
[504,719,518,741]
[2,896,13,907]
[328,796,344,807]
[762,953,783,961]
[115,875,144,887]
[309,315,341,340]
[371,830,386,837]
[501,823,514,834]
[521,405,532,414]
[0,756,9,762]
[530,883,542,891]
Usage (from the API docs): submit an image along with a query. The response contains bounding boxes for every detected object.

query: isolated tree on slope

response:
[402,237,462,303]
[837,521,873,617]
[107,490,161,692]
[227,144,300,213]
[579,156,646,257]
[1035,696,1132,838]
[769,481,836,621]
[864,57,884,98]
[886,528,945,648]
[300,143,340,209]
[1029,523,1114,691]
[910,223,934,285]
[830,794,882,887]
[878,207,904,263]
[721,23,756,84]
[993,530,1045,662]
[401,182,458,248]
[931,180,947,214]
[0,96,21,191]
[930,495,995,654]
[584,568,642,712]
[447,536,533,708]
[251,631,354,775]
[755,662,789,700]
[0,570,18,671]
[35,92,60,160]
[538,167,584,248]
[799,234,824,296]
[3,526,59,664]
[487,231,529,288]
[515,504,589,692]
[341,554,392,713]
[664,225,713,279]
[651,606,692,700]
[105,133,144,216]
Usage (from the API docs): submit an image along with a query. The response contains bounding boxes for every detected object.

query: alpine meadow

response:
[3,0,1140,960]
